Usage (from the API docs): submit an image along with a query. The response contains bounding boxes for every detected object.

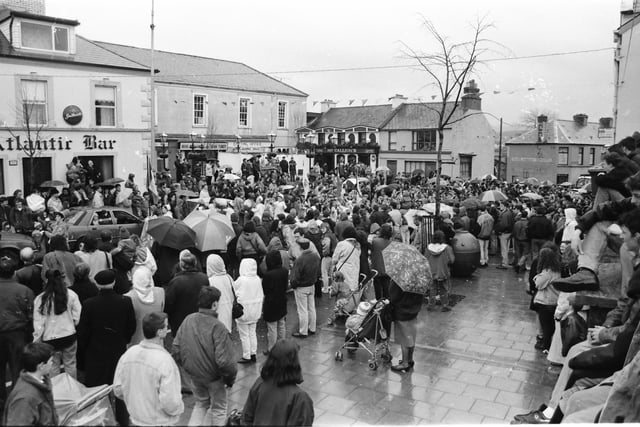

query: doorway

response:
[78,155,114,183]
[22,157,52,193]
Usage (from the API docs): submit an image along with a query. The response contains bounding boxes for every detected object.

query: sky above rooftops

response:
[46,0,625,131]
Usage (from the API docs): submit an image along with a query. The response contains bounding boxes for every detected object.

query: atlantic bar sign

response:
[1,135,117,151]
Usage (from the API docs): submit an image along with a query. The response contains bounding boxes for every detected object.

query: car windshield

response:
[67,210,86,225]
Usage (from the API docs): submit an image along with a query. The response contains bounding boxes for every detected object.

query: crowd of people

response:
[2,132,640,424]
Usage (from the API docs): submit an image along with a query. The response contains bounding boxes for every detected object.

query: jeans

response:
[266,318,286,350]
[549,340,595,408]
[514,240,530,269]
[51,340,77,379]
[236,322,257,360]
[479,238,490,265]
[0,330,27,406]
[498,233,512,267]
[321,257,333,291]
[188,377,227,426]
[535,304,556,350]
[578,221,634,280]
[428,278,451,307]
[562,384,610,422]
[294,285,316,335]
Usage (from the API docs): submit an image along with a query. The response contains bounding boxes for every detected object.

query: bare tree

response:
[401,16,498,216]
[519,108,558,129]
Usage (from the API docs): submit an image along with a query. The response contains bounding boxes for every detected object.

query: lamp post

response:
[268,133,276,154]
[235,135,242,153]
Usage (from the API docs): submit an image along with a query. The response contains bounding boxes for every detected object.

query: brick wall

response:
[0,0,45,14]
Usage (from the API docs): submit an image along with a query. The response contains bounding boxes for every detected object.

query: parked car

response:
[65,207,144,250]
[0,231,36,265]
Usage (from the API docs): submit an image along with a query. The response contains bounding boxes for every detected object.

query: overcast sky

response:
[47,0,626,130]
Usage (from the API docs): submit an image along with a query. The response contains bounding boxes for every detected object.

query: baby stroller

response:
[327,270,377,325]
[334,298,392,370]
[52,373,116,426]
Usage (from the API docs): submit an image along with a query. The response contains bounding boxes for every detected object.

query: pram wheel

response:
[335,351,343,361]
[381,352,392,363]
[368,360,378,370]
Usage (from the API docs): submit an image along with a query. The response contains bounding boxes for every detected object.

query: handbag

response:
[560,311,587,357]
[230,281,244,320]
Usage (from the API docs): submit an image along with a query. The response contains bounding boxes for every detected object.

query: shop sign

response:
[1,135,117,151]
[179,142,228,151]
[62,105,83,125]
[315,147,376,154]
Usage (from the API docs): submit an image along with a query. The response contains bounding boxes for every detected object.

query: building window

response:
[557,174,569,184]
[318,133,325,144]
[358,132,367,144]
[369,133,377,144]
[20,79,47,125]
[193,94,207,126]
[578,147,584,165]
[239,97,250,127]
[459,155,472,180]
[277,101,287,128]
[589,148,595,165]
[412,129,437,151]
[348,134,355,144]
[337,133,345,145]
[95,85,116,127]
[389,131,397,151]
[387,160,397,174]
[558,147,569,165]
[21,21,69,52]
[405,161,436,175]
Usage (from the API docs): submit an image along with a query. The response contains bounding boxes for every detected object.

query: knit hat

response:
[357,301,372,316]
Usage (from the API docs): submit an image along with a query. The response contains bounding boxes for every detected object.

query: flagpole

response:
[149,0,156,187]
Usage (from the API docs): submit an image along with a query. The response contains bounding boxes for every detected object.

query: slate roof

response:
[308,105,394,130]
[381,102,463,130]
[0,32,149,72]
[93,41,307,98]
[506,119,612,145]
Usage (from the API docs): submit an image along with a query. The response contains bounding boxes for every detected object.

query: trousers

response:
[266,318,286,350]
[236,322,257,360]
[498,232,512,267]
[188,377,227,426]
[294,285,316,335]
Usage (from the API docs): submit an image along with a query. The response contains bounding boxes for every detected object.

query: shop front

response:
[312,146,379,174]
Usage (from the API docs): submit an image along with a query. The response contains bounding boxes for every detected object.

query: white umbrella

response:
[376,166,390,173]
[223,173,241,181]
[347,177,370,185]
[422,203,454,216]
[183,209,235,251]
[480,190,508,202]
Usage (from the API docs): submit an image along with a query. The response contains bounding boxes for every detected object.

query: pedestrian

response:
[527,206,555,260]
[476,205,494,267]
[124,268,165,346]
[75,235,112,280]
[290,238,320,339]
[41,234,81,287]
[242,339,314,426]
[15,247,44,296]
[331,226,361,292]
[33,269,82,378]
[532,247,562,352]
[0,257,34,413]
[512,211,530,273]
[172,287,237,425]
[262,250,288,353]
[76,269,136,426]
[388,280,424,373]
[69,262,99,304]
[495,201,514,269]
[206,254,235,334]
[425,230,455,312]
[234,258,264,363]
[370,224,393,299]
[164,250,209,333]
[236,221,267,264]
[2,343,57,426]
[113,312,184,426]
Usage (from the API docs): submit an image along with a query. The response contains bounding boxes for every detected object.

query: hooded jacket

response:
[560,208,578,253]
[125,268,165,346]
[3,372,57,426]
[426,243,455,280]
[236,232,267,259]
[233,259,264,324]
[261,251,288,322]
[206,255,234,334]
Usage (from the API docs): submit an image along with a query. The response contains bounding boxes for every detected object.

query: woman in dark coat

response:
[388,281,423,373]
[370,224,393,299]
[262,250,288,354]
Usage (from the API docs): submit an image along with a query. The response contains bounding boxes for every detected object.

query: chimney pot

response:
[461,80,482,111]
[320,99,336,114]
[599,117,613,128]
[388,94,407,109]
[537,115,548,124]
[573,114,589,126]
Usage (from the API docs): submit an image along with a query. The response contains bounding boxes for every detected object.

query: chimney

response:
[537,115,547,143]
[320,99,336,113]
[573,113,589,127]
[461,80,482,111]
[388,94,407,109]
[599,117,613,128]
[0,0,45,14]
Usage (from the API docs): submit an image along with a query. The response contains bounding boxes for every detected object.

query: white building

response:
[614,3,640,139]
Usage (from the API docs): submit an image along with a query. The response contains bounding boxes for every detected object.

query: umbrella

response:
[347,177,370,185]
[183,210,235,251]
[525,177,540,185]
[39,180,66,187]
[404,209,429,229]
[145,217,197,250]
[223,173,241,181]
[175,189,198,197]
[382,241,432,294]
[411,169,425,176]
[521,192,543,200]
[100,177,125,186]
[376,166,390,173]
[450,177,464,183]
[480,190,508,202]
[478,174,497,180]
[560,182,572,187]
[279,184,295,190]
[469,178,481,184]
[541,180,554,186]
[462,197,481,209]
[422,203,454,215]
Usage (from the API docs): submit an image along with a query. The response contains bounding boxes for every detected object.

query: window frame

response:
[277,100,288,129]
[589,147,596,165]
[19,78,49,126]
[412,129,437,151]
[238,97,251,128]
[193,93,207,127]
[459,154,473,180]
[91,81,121,128]
[388,131,397,151]
[20,19,70,53]
[578,147,584,165]
[558,147,569,165]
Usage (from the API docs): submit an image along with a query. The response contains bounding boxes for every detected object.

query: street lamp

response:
[268,133,276,153]
[189,131,197,152]
[235,135,242,153]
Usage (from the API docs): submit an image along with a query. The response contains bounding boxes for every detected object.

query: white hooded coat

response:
[233,259,264,324]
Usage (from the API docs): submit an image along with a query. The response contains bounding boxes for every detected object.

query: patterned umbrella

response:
[183,209,235,251]
[480,190,508,202]
[382,242,432,294]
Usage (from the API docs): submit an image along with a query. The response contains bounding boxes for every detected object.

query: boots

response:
[391,347,415,372]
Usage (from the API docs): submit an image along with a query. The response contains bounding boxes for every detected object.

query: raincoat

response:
[233,259,264,324]
[332,238,361,292]
[206,255,234,333]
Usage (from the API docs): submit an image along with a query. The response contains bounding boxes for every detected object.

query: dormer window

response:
[21,21,69,53]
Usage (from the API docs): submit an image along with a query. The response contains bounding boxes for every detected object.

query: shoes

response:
[251,354,256,362]
[497,265,508,270]
[391,360,415,372]
[237,358,252,364]
[552,268,599,292]
[512,405,550,424]
[534,341,546,350]
[292,332,308,339]
[308,330,316,335]
[441,306,452,312]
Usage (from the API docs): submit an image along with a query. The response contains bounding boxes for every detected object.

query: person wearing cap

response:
[114,312,184,426]
[173,287,236,425]
[76,268,136,425]
[290,238,320,338]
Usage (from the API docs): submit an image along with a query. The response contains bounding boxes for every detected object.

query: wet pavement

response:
[178,254,559,425]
